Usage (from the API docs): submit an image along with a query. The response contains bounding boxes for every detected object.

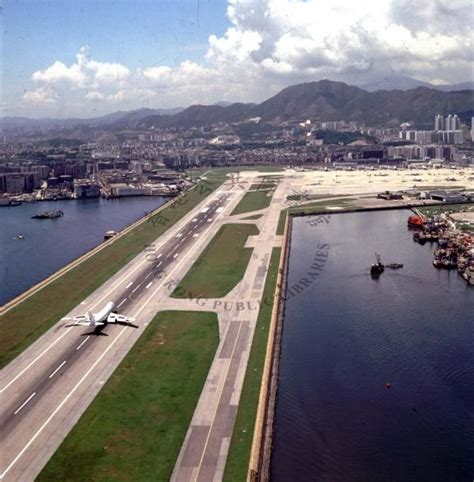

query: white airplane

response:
[64,301,135,328]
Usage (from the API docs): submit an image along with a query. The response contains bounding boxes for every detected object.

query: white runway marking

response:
[14,392,36,415]
[117,298,127,309]
[76,337,90,351]
[156,253,162,259]
[131,284,141,294]
[176,233,183,238]
[0,328,71,393]
[48,361,66,379]
[125,281,133,288]
[145,282,153,289]
[0,188,232,476]
[0,327,129,479]
[193,234,199,238]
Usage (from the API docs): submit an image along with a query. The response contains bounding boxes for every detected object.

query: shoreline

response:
[248,199,473,481]
[0,194,182,315]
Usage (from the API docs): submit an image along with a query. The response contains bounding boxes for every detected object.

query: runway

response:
[0,181,245,481]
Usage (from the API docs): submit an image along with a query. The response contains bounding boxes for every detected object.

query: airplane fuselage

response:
[93,301,115,323]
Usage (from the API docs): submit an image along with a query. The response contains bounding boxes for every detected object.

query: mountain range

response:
[1,79,473,136]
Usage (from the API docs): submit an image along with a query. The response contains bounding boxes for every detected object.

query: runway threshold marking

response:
[76,337,90,351]
[13,392,36,415]
[48,361,66,379]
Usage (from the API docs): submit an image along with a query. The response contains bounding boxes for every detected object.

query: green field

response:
[0,178,225,368]
[242,214,263,220]
[276,210,287,235]
[186,166,285,179]
[232,191,274,215]
[171,223,259,299]
[223,247,282,482]
[417,202,474,217]
[249,183,278,190]
[38,311,218,482]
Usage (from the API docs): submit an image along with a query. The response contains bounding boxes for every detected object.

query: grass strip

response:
[38,310,219,482]
[0,177,224,368]
[231,191,274,215]
[242,214,263,220]
[223,247,282,482]
[249,183,278,190]
[276,211,287,235]
[171,223,259,299]
[186,166,284,178]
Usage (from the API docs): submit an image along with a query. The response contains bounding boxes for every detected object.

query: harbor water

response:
[0,197,167,306]
[271,209,473,482]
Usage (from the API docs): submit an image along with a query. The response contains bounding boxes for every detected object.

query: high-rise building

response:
[452,114,460,131]
[445,115,452,131]
[434,114,444,131]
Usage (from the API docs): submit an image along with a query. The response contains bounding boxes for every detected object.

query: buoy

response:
[385,383,391,389]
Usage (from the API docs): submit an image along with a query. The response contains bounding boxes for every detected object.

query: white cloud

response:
[22,0,473,116]
[23,87,58,105]
[32,61,86,87]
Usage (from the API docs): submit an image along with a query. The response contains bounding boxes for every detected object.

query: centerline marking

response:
[76,336,90,351]
[14,393,36,415]
[48,361,66,379]
[0,186,236,477]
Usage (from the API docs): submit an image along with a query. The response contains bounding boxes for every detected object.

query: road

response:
[0,178,249,481]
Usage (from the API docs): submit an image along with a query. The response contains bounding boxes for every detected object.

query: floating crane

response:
[370,253,404,278]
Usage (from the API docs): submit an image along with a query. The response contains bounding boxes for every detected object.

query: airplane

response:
[63,301,137,333]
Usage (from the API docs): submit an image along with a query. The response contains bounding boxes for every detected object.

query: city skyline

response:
[2,0,473,118]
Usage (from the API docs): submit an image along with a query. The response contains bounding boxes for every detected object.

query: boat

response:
[0,198,22,207]
[386,263,403,269]
[408,215,424,227]
[104,230,118,240]
[370,253,385,277]
[31,210,64,219]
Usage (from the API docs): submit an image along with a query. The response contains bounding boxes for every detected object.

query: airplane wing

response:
[65,312,105,326]
[74,320,106,326]
[107,313,135,324]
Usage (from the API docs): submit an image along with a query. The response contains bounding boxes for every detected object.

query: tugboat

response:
[370,253,385,277]
[31,210,64,219]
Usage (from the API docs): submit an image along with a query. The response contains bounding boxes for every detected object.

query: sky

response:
[2,0,473,118]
